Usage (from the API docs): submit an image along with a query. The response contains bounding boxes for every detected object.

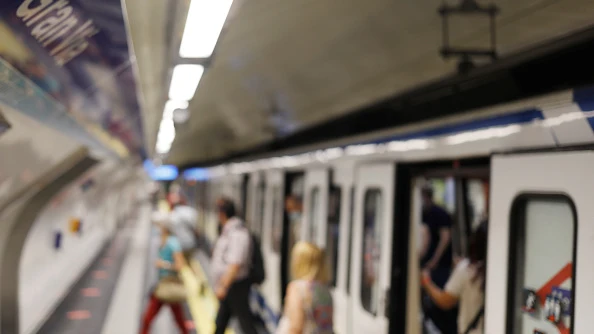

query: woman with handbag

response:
[140,217,188,334]
[420,220,488,334]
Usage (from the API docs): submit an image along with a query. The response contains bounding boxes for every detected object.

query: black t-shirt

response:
[421,204,453,269]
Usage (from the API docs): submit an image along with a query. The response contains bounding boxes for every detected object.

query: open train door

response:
[302,167,329,246]
[488,151,594,334]
[351,163,395,333]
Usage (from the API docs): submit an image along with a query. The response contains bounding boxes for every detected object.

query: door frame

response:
[281,171,305,305]
[389,158,490,333]
[350,162,396,333]
[331,161,355,334]
[302,167,330,245]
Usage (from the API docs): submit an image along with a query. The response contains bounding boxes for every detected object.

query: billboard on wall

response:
[0,0,145,158]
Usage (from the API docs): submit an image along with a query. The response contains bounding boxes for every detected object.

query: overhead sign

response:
[0,0,145,158]
[183,168,209,181]
[143,160,178,181]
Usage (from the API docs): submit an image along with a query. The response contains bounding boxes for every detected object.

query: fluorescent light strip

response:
[179,0,234,58]
[163,100,189,120]
[169,64,205,101]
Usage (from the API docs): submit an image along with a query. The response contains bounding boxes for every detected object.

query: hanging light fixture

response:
[438,0,499,74]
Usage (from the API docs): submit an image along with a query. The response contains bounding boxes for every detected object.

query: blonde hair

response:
[290,241,329,283]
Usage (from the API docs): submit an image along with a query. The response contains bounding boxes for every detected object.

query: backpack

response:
[248,232,266,285]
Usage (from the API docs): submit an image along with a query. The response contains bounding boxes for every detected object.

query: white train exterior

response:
[189,86,594,334]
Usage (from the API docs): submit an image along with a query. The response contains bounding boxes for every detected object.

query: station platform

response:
[31,204,261,334]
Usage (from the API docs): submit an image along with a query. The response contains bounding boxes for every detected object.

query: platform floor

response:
[33,203,265,334]
[36,205,196,334]
[37,219,135,334]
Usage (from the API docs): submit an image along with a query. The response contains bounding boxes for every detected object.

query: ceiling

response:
[125,0,594,166]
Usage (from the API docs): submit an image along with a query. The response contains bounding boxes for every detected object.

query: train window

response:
[346,187,355,295]
[361,189,382,315]
[308,187,320,242]
[465,179,489,231]
[508,195,576,334]
[327,186,341,287]
[271,186,282,253]
[427,178,456,214]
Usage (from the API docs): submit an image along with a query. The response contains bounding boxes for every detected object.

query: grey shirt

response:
[169,205,198,251]
[211,217,251,286]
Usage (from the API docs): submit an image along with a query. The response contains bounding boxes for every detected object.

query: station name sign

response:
[15,0,99,66]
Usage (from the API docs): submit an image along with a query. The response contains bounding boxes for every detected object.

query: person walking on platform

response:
[276,241,334,334]
[169,193,200,265]
[212,198,258,334]
[140,213,189,334]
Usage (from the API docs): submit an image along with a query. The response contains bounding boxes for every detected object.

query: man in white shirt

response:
[211,198,257,334]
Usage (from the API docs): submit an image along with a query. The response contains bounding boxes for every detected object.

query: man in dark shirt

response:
[419,185,457,334]
[420,187,453,273]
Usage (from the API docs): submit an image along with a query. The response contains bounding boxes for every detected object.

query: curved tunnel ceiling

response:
[128,0,594,166]
[0,0,145,159]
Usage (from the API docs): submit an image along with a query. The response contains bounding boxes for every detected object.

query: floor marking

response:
[180,261,234,334]
[81,288,101,297]
[93,270,108,279]
[67,310,91,320]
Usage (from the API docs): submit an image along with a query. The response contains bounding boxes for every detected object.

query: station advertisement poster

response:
[0,0,145,158]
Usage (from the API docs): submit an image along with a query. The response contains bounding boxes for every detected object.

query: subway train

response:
[184,85,594,334]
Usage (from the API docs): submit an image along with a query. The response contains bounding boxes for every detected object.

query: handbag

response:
[154,275,187,303]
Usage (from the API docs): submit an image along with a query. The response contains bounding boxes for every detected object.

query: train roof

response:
[189,86,594,179]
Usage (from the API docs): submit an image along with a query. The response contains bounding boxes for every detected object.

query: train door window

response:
[508,195,576,334]
[271,186,282,253]
[327,186,341,287]
[346,187,355,295]
[308,187,320,242]
[361,189,382,315]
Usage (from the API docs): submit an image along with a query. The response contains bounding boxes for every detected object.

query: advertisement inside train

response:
[0,0,144,157]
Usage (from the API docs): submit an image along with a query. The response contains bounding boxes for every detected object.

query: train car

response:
[188,85,594,334]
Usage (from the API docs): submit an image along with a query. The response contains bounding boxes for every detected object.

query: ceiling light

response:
[168,64,204,101]
[156,140,172,154]
[172,108,190,124]
[163,100,189,120]
[179,0,234,58]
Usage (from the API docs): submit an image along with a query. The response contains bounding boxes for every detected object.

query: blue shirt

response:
[159,236,182,278]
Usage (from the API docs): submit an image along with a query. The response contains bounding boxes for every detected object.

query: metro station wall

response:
[18,172,130,334]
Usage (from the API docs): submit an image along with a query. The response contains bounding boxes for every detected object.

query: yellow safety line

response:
[179,261,234,334]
